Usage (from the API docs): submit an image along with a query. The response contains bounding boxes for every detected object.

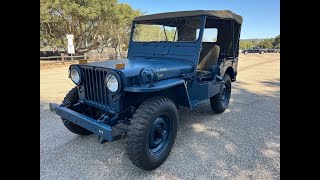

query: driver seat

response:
[197,45,220,70]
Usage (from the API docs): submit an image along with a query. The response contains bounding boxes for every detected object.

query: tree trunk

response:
[115,46,121,59]
[115,34,122,59]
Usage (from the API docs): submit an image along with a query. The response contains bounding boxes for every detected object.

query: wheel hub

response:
[149,116,170,154]
[221,84,227,102]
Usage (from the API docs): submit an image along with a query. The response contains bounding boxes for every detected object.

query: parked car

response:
[49,10,243,170]
[243,47,267,54]
[266,48,278,53]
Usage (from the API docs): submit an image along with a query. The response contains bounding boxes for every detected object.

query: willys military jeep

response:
[49,10,242,170]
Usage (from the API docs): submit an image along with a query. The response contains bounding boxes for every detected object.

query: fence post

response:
[98,53,101,61]
[61,53,65,64]
[84,53,87,60]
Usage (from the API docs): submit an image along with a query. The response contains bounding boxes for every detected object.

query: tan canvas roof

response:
[133,10,243,24]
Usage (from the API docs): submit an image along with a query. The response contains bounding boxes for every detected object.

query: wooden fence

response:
[40,52,127,64]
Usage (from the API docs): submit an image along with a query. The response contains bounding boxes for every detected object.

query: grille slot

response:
[82,67,107,106]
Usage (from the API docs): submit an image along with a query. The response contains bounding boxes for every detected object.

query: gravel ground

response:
[40,53,280,180]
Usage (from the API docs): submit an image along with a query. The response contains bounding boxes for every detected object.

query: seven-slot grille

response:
[82,67,108,106]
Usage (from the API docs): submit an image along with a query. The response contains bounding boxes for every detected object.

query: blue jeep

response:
[49,10,242,170]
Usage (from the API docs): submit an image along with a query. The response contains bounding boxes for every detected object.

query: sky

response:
[119,0,280,39]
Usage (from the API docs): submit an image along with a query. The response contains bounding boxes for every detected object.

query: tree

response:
[258,38,273,48]
[239,35,280,49]
[40,0,118,53]
[273,34,280,48]
[239,40,253,49]
[102,3,141,59]
[133,25,175,42]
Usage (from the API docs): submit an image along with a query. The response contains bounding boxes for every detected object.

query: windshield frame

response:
[130,16,206,44]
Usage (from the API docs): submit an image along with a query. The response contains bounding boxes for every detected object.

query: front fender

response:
[124,78,185,92]
[123,78,191,107]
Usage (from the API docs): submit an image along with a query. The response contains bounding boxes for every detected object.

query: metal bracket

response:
[215,75,223,82]
[97,114,109,123]
[60,100,71,108]
[98,136,108,144]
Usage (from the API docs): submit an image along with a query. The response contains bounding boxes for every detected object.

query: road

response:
[40,53,280,179]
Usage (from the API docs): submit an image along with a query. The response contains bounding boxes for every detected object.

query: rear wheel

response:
[61,87,93,135]
[127,96,178,170]
[210,74,232,113]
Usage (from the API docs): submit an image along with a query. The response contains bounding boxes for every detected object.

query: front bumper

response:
[49,103,113,142]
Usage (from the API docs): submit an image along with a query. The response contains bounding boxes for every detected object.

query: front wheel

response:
[210,74,232,113]
[127,96,178,170]
[61,87,93,135]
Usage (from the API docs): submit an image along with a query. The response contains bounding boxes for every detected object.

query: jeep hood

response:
[85,58,194,79]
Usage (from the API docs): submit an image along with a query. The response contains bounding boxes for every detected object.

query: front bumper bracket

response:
[49,103,113,142]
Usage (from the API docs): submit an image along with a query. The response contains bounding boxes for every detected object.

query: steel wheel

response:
[148,116,172,155]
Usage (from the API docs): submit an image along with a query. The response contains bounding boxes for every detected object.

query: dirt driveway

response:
[40,53,280,179]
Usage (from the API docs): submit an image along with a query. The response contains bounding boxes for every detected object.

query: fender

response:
[124,78,185,92]
[124,78,191,107]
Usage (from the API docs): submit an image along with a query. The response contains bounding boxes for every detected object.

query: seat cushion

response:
[197,45,220,70]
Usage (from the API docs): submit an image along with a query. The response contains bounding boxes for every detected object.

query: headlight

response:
[105,74,119,92]
[70,66,81,85]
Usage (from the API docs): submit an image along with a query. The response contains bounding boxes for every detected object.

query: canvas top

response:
[133,10,243,24]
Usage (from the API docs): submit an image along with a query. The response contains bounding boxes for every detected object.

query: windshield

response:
[132,17,202,42]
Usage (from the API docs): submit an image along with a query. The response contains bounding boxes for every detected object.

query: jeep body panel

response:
[87,58,194,79]
[124,78,185,92]
[186,78,224,107]
[219,57,238,81]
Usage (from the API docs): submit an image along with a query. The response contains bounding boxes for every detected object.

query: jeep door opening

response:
[49,10,242,170]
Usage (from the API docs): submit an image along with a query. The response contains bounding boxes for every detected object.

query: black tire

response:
[127,96,178,170]
[61,87,92,135]
[243,51,248,54]
[210,74,232,113]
